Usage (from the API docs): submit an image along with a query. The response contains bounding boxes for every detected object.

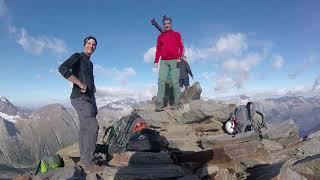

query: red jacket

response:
[155,30,184,63]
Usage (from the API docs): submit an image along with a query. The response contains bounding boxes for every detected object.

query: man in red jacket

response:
[154,16,184,111]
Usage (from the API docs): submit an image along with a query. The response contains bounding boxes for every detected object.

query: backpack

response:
[34,154,63,175]
[229,102,267,138]
[126,128,169,152]
[104,111,147,155]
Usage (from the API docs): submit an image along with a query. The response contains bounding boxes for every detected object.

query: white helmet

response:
[225,120,235,134]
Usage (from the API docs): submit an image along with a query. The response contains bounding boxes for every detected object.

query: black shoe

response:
[155,106,164,112]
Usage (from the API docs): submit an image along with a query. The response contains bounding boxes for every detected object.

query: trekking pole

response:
[34,161,41,175]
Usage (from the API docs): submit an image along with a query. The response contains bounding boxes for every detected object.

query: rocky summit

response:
[3,82,319,179]
[10,82,318,180]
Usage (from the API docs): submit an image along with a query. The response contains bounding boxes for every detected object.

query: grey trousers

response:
[71,96,99,166]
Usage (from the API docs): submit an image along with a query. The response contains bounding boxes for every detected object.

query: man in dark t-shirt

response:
[58,36,104,173]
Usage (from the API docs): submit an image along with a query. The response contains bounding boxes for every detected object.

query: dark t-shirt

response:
[58,52,95,99]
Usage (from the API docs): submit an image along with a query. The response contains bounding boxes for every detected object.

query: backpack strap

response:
[255,110,266,129]
[116,112,140,147]
[254,110,267,139]
[246,102,255,120]
[102,126,113,144]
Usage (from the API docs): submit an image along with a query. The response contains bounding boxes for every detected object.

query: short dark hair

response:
[162,15,172,24]
[84,36,97,46]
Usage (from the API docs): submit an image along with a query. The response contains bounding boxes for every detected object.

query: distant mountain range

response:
[97,98,146,127]
[0,96,143,168]
[0,97,78,168]
[259,96,320,137]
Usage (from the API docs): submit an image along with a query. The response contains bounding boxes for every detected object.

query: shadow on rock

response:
[111,138,213,179]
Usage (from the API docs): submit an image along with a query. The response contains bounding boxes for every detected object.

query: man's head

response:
[182,56,187,61]
[162,16,172,31]
[83,36,97,56]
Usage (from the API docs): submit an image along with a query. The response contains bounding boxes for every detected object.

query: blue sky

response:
[0,0,319,107]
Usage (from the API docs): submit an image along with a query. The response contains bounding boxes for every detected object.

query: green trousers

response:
[156,60,180,106]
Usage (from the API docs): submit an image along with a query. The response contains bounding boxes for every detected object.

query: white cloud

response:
[144,33,247,64]
[272,54,285,69]
[210,33,247,55]
[8,25,67,55]
[0,0,8,17]
[222,53,262,88]
[94,64,136,84]
[2,1,68,55]
[201,72,215,80]
[143,32,285,93]
[95,84,157,102]
[184,46,207,63]
[143,47,156,63]
[214,75,235,92]
[144,46,206,64]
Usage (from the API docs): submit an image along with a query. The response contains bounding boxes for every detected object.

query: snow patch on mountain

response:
[0,96,7,102]
[0,112,19,123]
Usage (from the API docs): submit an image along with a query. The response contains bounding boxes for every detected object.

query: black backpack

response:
[126,128,169,152]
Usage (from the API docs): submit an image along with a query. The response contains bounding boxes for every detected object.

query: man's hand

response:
[67,75,87,93]
[78,82,87,93]
[154,63,159,69]
[177,58,181,63]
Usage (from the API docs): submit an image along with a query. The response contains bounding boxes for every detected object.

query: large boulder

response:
[176,100,235,124]
[163,81,202,106]
[245,162,286,180]
[181,81,202,103]
[223,140,264,160]
[160,124,202,151]
[265,119,300,147]
[200,131,259,149]
[296,130,320,157]
[289,155,320,179]
[276,155,320,180]
[192,119,224,137]
[136,105,176,127]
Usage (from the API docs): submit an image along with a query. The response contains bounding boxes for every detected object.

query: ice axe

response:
[151,18,163,33]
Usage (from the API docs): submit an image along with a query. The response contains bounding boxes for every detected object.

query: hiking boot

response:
[84,164,105,173]
[155,100,164,112]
